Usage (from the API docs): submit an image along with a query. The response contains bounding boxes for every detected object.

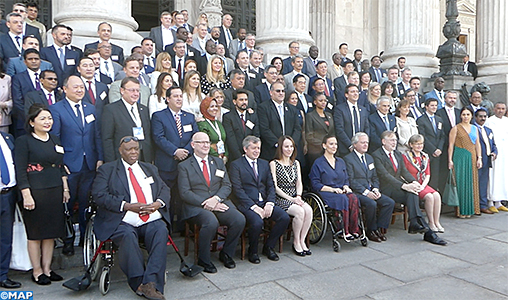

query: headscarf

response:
[200,96,216,121]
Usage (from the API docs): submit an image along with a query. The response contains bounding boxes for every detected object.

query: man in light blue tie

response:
[368,96,397,152]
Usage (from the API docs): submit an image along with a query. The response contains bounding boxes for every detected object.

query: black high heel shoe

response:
[292,244,306,256]
[303,249,312,256]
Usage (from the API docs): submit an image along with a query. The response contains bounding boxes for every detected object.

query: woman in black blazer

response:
[305,93,335,166]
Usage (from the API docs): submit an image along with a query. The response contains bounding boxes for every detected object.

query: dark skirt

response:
[23,186,65,240]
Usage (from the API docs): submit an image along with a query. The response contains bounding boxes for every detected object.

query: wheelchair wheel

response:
[99,267,111,295]
[303,192,327,244]
[333,239,341,252]
[83,215,102,281]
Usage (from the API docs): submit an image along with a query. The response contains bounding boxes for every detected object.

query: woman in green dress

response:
[197,97,228,164]
[448,107,482,217]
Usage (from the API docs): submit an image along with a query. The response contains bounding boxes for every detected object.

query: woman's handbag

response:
[442,169,459,206]
[64,202,75,240]
[9,205,32,271]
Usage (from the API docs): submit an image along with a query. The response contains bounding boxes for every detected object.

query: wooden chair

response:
[184,221,227,262]
[391,203,408,230]
[240,219,285,260]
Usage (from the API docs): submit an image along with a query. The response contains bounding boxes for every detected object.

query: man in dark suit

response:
[24,70,60,115]
[467,91,483,114]
[84,22,124,65]
[5,35,53,77]
[92,137,169,299]
[0,4,41,45]
[50,75,103,254]
[151,86,198,227]
[397,67,412,97]
[258,82,302,160]
[223,70,257,110]
[404,89,424,119]
[218,14,236,52]
[282,41,307,75]
[333,59,354,97]
[474,108,498,214]
[164,27,200,60]
[0,13,24,65]
[372,131,446,245]
[344,132,395,242]
[463,54,478,80]
[178,132,245,272]
[369,97,397,152]
[309,61,333,100]
[368,55,386,83]
[150,11,176,54]
[293,74,313,113]
[417,98,445,190]
[230,136,290,263]
[40,24,80,88]
[171,40,195,87]
[140,37,155,74]
[253,65,277,104]
[180,9,194,33]
[334,84,370,157]
[223,89,260,162]
[102,77,152,163]
[0,131,21,289]
[76,56,109,128]
[410,77,425,109]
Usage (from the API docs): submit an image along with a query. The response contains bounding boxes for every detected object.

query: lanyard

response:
[206,119,222,141]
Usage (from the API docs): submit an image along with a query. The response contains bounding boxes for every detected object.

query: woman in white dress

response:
[395,99,418,152]
[148,72,174,117]
[181,70,205,121]
[150,52,179,93]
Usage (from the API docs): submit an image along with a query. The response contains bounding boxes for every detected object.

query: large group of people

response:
[0,3,507,300]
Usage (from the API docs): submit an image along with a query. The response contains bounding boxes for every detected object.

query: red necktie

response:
[202,159,210,186]
[388,153,398,173]
[240,113,245,131]
[87,81,96,105]
[128,167,149,222]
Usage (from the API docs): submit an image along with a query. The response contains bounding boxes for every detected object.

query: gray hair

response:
[377,96,391,106]
[291,54,304,63]
[242,135,261,149]
[351,132,369,145]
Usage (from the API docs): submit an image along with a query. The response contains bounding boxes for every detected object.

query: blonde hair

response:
[205,55,226,84]
[182,70,204,102]
[155,52,172,72]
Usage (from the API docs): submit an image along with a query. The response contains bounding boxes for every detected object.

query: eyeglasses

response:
[44,77,58,81]
[274,89,285,93]
[193,141,211,145]
[13,9,26,13]
[119,136,139,146]
[124,88,140,93]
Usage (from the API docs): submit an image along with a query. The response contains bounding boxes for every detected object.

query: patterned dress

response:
[274,160,298,211]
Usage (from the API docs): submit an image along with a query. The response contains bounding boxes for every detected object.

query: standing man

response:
[229,136,290,263]
[108,56,150,106]
[397,57,406,71]
[178,132,245,272]
[303,45,319,78]
[410,77,424,109]
[236,51,256,92]
[463,54,478,80]
[309,61,333,100]
[424,77,446,109]
[222,70,256,110]
[97,41,123,83]
[368,55,386,83]
[84,22,124,65]
[368,97,397,152]
[50,75,103,253]
[293,74,313,113]
[344,132,395,242]
[102,77,153,163]
[218,14,236,51]
[92,137,169,299]
[337,43,349,62]
[397,68,412,95]
[228,28,247,60]
[0,13,24,65]
[404,89,423,119]
[282,41,307,75]
[76,56,109,126]
[253,65,278,104]
[353,49,363,73]
[283,54,309,93]
[6,35,53,77]
[0,3,41,43]
[257,82,302,160]
[24,70,60,115]
[25,3,46,46]
[180,9,194,33]
[140,38,156,74]
[327,53,344,81]
[467,91,483,113]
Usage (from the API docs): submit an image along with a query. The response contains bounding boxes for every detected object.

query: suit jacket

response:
[334,102,370,156]
[281,56,308,75]
[326,64,342,81]
[344,152,380,194]
[218,26,236,57]
[50,99,103,172]
[178,155,233,220]
[305,109,335,155]
[466,61,478,80]
[11,70,36,123]
[6,56,53,76]
[414,93,425,109]
[332,75,347,97]
[223,109,260,162]
[284,71,309,93]
[222,88,257,111]
[309,75,334,99]
[368,66,387,83]
[151,108,198,175]
[229,156,275,212]
[253,82,271,104]
[416,113,445,155]
[101,100,153,163]
[372,147,416,193]
[24,89,62,115]
[303,56,317,78]
[164,43,200,63]
[0,23,41,44]
[228,39,244,60]
[423,90,446,109]
[149,26,177,54]
[92,159,170,241]
[476,125,498,168]
[0,34,21,65]
[368,112,397,151]
[40,46,80,87]
[82,79,109,129]
[257,100,302,160]
[408,104,424,119]
[108,80,150,107]
[436,107,460,137]
[84,41,124,65]
[191,37,207,55]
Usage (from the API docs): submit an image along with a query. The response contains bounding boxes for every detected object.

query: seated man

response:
[372,131,446,245]
[229,136,290,263]
[92,136,170,300]
[178,132,245,273]
[344,132,395,242]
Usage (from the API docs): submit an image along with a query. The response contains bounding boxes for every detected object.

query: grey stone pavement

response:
[3,208,508,300]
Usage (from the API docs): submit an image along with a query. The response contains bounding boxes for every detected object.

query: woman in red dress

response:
[402,134,444,233]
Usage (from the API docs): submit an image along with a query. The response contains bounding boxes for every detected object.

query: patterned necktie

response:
[240,113,246,131]
[14,36,21,49]
[128,167,149,222]
[175,114,182,138]
[202,159,210,186]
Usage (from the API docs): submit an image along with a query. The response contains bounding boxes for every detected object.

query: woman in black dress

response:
[15,105,69,285]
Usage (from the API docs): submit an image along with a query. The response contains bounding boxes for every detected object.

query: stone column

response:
[52,0,142,54]
[381,0,441,78]
[476,0,508,104]
[309,0,336,63]
[199,0,222,28]
[256,0,315,61]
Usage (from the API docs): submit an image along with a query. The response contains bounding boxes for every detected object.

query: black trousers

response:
[241,205,290,253]
[357,193,395,232]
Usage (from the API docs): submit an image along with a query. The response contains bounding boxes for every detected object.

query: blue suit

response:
[82,79,109,130]
[368,112,397,152]
[40,46,80,87]
[0,34,21,65]
[253,83,270,104]
[281,56,308,75]
[476,124,498,209]
[11,70,36,137]
[334,102,370,157]
[5,56,53,76]
[424,90,446,109]
[50,99,103,237]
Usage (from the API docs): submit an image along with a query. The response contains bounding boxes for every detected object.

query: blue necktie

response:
[361,155,368,172]
[0,145,10,185]
[430,115,437,133]
[75,104,83,128]
[59,48,65,68]
[384,115,390,130]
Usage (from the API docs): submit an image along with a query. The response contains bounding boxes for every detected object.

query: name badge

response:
[437,122,442,130]
[188,52,194,57]
[215,169,225,178]
[111,55,119,61]
[327,103,333,110]
[217,140,225,154]
[245,120,254,130]
[368,163,375,170]
[55,145,65,154]
[308,102,313,108]
[146,176,154,184]
[85,114,95,123]
[133,127,145,140]
[100,91,107,100]
[183,124,193,132]
[248,73,256,78]
[393,126,397,133]
[331,85,335,91]
[66,59,75,65]
[489,132,493,139]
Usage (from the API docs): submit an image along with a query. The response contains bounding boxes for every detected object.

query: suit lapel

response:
[139,163,157,200]
[62,100,84,131]
[243,156,258,182]
[190,156,209,187]
[116,160,130,198]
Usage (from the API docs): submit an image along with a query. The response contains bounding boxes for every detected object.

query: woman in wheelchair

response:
[309,135,360,242]
[269,136,313,256]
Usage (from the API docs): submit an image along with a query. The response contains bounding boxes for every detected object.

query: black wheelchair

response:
[303,191,368,252]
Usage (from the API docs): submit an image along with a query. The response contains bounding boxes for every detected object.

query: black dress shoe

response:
[0,278,21,289]
[424,230,447,246]
[48,271,63,281]
[248,253,260,264]
[408,223,427,234]
[292,244,306,256]
[367,231,382,242]
[262,246,279,261]
[219,251,236,269]
[375,230,387,241]
[197,259,217,273]
[304,249,312,256]
[32,274,51,285]
[62,243,74,256]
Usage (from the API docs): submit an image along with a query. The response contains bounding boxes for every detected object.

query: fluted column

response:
[476,0,508,103]
[256,0,315,61]
[53,0,141,53]
[309,0,336,63]
[382,0,440,77]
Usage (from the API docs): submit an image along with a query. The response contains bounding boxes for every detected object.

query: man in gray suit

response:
[303,45,319,78]
[108,56,150,106]
[178,132,245,273]
[228,28,247,60]
[149,11,176,54]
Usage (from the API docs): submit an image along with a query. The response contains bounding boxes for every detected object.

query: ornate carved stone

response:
[199,0,222,27]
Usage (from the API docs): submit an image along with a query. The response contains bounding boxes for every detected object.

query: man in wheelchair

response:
[92,136,170,300]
